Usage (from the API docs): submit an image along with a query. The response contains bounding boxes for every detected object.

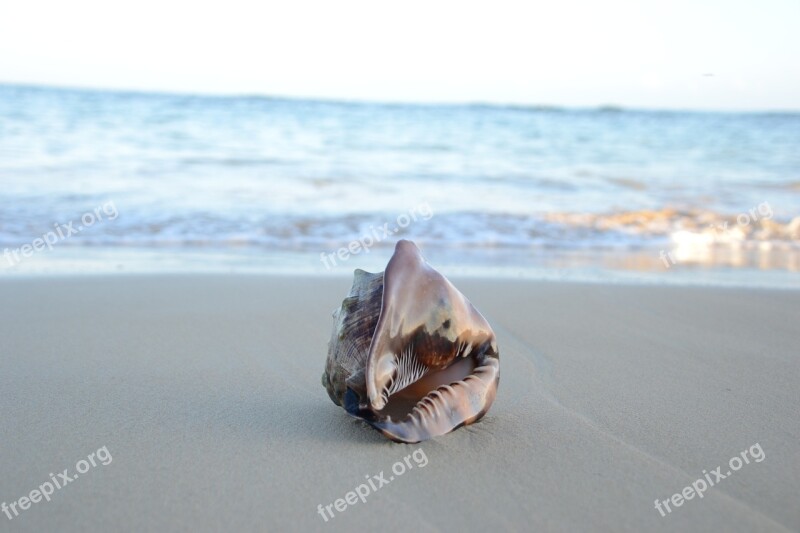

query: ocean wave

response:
[545,208,800,245]
[1,209,798,254]
[2,84,800,274]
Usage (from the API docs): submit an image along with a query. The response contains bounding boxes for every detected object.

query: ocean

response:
[1,84,799,285]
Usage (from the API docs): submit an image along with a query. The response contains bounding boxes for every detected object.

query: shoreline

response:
[1,271,800,293]
[1,246,799,290]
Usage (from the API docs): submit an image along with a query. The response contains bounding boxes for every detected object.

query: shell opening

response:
[378,354,477,419]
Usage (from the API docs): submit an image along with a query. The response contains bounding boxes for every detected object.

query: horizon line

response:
[2,80,799,116]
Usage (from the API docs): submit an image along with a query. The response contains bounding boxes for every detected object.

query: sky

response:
[1,0,799,111]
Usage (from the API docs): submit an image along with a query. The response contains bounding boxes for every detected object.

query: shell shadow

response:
[168,382,391,445]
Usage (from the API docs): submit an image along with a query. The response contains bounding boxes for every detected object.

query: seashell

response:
[322,240,499,443]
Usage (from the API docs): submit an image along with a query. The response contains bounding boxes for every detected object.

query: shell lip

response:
[343,353,500,444]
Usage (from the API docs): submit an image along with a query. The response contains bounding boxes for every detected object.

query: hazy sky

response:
[1,0,798,110]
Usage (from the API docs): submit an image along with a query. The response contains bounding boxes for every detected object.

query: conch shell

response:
[322,240,499,443]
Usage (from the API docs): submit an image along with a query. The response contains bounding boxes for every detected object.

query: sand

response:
[1,274,798,532]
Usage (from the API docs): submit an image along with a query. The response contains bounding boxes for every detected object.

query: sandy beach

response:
[1,274,798,532]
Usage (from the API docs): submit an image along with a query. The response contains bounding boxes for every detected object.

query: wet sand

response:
[1,275,798,532]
